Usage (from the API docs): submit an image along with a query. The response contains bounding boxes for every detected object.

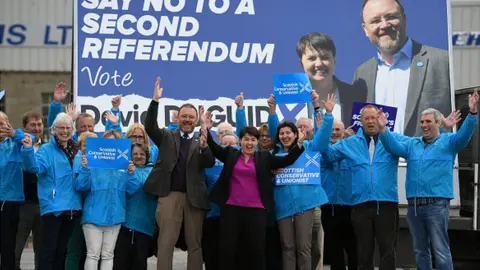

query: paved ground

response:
[19,249,408,270]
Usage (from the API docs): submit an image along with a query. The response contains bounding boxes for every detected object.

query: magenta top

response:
[226,154,264,209]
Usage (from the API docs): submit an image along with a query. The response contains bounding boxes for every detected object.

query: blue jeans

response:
[407,199,453,270]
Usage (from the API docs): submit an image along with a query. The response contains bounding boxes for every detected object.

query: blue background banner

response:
[75,0,449,101]
[350,102,398,132]
[86,137,131,169]
[276,151,321,185]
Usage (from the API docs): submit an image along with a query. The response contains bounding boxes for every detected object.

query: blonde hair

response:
[125,123,151,148]
[103,130,122,139]
[78,131,98,150]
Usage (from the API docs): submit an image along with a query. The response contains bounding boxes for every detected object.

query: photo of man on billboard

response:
[353,0,452,136]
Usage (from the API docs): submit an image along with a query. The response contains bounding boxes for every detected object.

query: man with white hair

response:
[378,90,479,270]
[0,111,36,269]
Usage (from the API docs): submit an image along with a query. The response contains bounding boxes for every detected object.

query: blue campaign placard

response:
[275,151,321,185]
[208,159,224,176]
[85,137,131,169]
[273,73,312,104]
[350,102,398,132]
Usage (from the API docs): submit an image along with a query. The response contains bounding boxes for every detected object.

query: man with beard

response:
[354,0,451,136]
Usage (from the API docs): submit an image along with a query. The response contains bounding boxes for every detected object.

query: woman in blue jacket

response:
[272,94,335,270]
[30,112,83,270]
[76,130,141,270]
[113,142,157,270]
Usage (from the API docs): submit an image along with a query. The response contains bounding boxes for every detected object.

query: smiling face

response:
[178,107,197,134]
[132,145,147,167]
[421,113,441,142]
[53,124,73,144]
[331,120,345,143]
[278,126,297,148]
[241,133,258,155]
[300,46,336,88]
[362,0,407,56]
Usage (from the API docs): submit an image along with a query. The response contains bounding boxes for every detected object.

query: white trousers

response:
[83,223,121,270]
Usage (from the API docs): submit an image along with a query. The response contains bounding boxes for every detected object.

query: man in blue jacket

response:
[0,111,36,270]
[321,104,403,270]
[377,89,479,270]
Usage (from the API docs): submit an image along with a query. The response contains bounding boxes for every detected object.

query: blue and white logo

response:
[275,151,321,185]
[86,138,131,169]
[273,73,312,104]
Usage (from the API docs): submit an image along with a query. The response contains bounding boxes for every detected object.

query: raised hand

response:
[322,93,337,114]
[344,125,355,138]
[153,77,163,101]
[0,122,15,138]
[267,94,276,114]
[104,111,119,125]
[311,91,320,108]
[202,111,214,130]
[111,95,122,109]
[22,133,32,148]
[377,108,388,132]
[128,161,135,174]
[442,110,462,130]
[200,127,208,148]
[65,103,79,121]
[235,92,244,109]
[315,112,323,129]
[171,111,179,124]
[81,154,88,168]
[469,88,479,114]
[297,127,307,148]
[53,82,68,103]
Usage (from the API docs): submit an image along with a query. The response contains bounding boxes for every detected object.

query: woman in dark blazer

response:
[200,114,306,270]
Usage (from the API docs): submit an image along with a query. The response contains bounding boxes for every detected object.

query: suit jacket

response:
[143,100,215,210]
[353,39,451,137]
[336,77,368,126]
[307,76,367,126]
[206,132,305,212]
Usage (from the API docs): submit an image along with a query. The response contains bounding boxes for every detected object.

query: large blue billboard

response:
[74,0,452,132]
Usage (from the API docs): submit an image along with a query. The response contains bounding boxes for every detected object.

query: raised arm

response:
[206,128,230,163]
[309,94,336,152]
[48,82,68,127]
[145,77,167,146]
[235,92,247,137]
[267,94,279,141]
[450,89,479,153]
[378,109,409,158]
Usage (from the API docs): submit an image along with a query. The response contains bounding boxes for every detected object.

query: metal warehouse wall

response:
[0,0,72,72]
[452,0,480,89]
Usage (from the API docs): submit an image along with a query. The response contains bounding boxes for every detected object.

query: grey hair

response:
[0,111,7,120]
[360,104,379,117]
[421,108,442,122]
[51,113,74,134]
[220,130,239,145]
[296,117,314,128]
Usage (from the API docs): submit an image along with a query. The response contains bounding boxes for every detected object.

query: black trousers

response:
[219,205,267,270]
[113,226,153,270]
[202,217,220,270]
[321,204,358,270]
[351,201,399,270]
[38,213,77,270]
[265,222,282,270]
[0,201,20,270]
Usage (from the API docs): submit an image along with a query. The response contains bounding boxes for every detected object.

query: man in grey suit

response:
[143,77,215,270]
[354,0,452,137]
